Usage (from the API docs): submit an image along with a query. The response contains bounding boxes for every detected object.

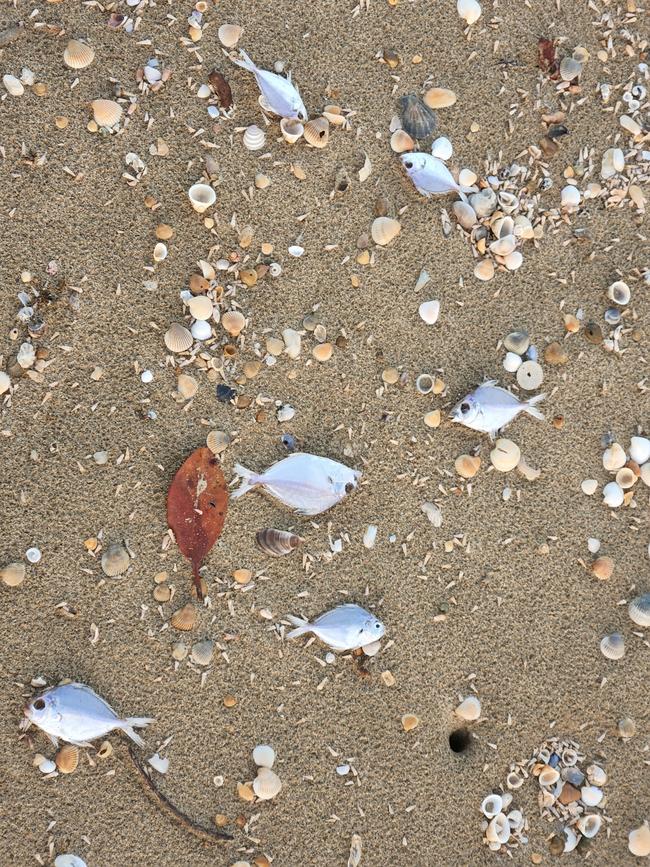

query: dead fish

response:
[451,380,545,438]
[286,604,385,651]
[231,49,307,120]
[399,93,436,139]
[401,152,467,200]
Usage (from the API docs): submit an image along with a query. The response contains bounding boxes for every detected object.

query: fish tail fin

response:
[286,615,310,639]
[121,717,154,748]
[457,189,469,204]
[231,49,256,72]
[231,463,259,500]
[524,393,546,420]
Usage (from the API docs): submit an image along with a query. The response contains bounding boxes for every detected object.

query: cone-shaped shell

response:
[91,99,122,128]
[600,632,625,659]
[455,455,480,480]
[423,87,457,109]
[190,639,214,666]
[221,310,246,337]
[253,767,282,800]
[217,23,242,48]
[390,129,414,153]
[628,592,650,627]
[455,695,481,720]
[55,744,79,774]
[280,117,304,144]
[371,217,401,246]
[628,822,650,857]
[63,39,95,69]
[252,744,275,768]
[243,124,266,151]
[170,603,197,631]
[256,528,303,556]
[399,94,436,139]
[304,117,329,149]
[486,813,510,845]
[101,542,129,577]
[164,322,193,353]
[1,562,26,587]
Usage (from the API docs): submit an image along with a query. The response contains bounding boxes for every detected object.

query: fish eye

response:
[460,402,470,413]
[33,699,45,711]
[345,482,354,494]
[404,161,413,169]
[375,622,381,629]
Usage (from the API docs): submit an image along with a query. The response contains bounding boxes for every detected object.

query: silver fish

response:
[23,682,154,747]
[286,604,385,651]
[231,49,308,121]
[401,152,467,200]
[451,380,545,438]
[231,452,360,516]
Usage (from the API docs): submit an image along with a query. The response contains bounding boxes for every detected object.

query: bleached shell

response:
[490,439,520,472]
[628,822,650,857]
[253,767,282,800]
[577,814,602,838]
[497,191,519,214]
[190,639,214,666]
[474,259,495,281]
[586,764,607,786]
[191,319,211,340]
[431,136,452,161]
[628,593,650,627]
[101,542,129,576]
[618,717,636,739]
[560,56,582,81]
[243,124,266,151]
[492,215,514,239]
[503,351,522,373]
[206,430,231,454]
[455,695,481,720]
[486,814,510,845]
[602,481,624,507]
[455,455,480,480]
[601,147,625,179]
[63,39,95,69]
[55,744,79,774]
[390,129,414,153]
[418,299,440,324]
[252,744,275,768]
[3,74,24,96]
[506,771,524,790]
[480,793,503,818]
[304,117,330,149]
[164,322,193,353]
[371,217,401,246]
[607,280,630,305]
[629,436,650,465]
[423,87,457,109]
[504,250,523,271]
[282,328,301,359]
[459,168,477,188]
[188,295,213,321]
[470,189,497,217]
[603,443,626,471]
[514,215,534,239]
[457,0,482,24]
[600,632,625,660]
[280,117,304,144]
[616,467,636,489]
[538,766,560,787]
[188,183,216,213]
[256,528,303,556]
[453,201,477,230]
[642,463,650,487]
[153,242,168,263]
[363,524,378,549]
[0,371,11,395]
[54,857,87,867]
[489,234,517,256]
[217,23,242,47]
[91,99,122,128]
[148,753,169,774]
[221,310,246,336]
[1,562,26,587]
[170,603,197,631]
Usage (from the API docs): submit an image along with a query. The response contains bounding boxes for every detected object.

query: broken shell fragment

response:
[170,603,197,631]
[423,87,457,109]
[431,136,452,161]
[256,528,303,556]
[418,300,440,325]
[618,717,636,739]
[371,217,401,246]
[253,767,282,800]
[252,744,275,768]
[217,23,242,48]
[490,439,520,472]
[164,322,193,353]
[544,342,568,365]
[600,632,625,660]
[101,543,130,577]
[280,117,304,144]
[63,39,95,69]
[188,183,216,213]
[628,593,650,627]
[303,117,329,149]
[455,695,481,720]
[1,562,26,587]
[55,744,79,774]
[3,74,24,96]
[628,822,650,857]
[90,99,122,128]
[454,455,480,480]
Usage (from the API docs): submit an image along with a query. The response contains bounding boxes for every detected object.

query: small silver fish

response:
[401,152,467,200]
[451,380,545,438]
[231,452,360,516]
[231,49,308,121]
[287,604,385,651]
[23,682,154,747]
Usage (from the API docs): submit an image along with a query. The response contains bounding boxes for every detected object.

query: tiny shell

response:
[54,858,87,867]
[170,603,197,631]
[63,39,95,70]
[455,455,480,480]
[190,639,214,666]
[415,374,434,395]
[642,463,650,487]
[313,343,333,362]
[188,183,216,213]
[618,717,636,739]
[602,481,624,508]
[544,342,568,365]
[600,632,624,660]
[516,360,543,391]
[1,562,26,587]
[101,542,129,577]
[399,93,436,139]
[55,744,79,774]
[206,430,230,454]
[431,136,452,161]
[3,74,24,96]
[486,814,510,845]
[164,322,193,353]
[282,328,301,359]
[616,467,636,489]
[304,117,330,149]
[256,528,303,556]
[91,99,122,128]
[401,713,419,732]
[191,320,211,341]
[371,217,401,246]
[423,87,457,109]
[506,772,523,790]
[153,242,168,263]
[252,744,275,768]
[489,235,517,256]
[221,310,246,337]
[418,300,440,325]
[628,822,650,857]
[232,568,252,585]
[601,147,625,179]
[455,695,481,720]
[603,443,626,471]
[243,125,266,151]
[481,794,503,818]
[363,524,378,549]
[253,767,282,800]
[218,23,242,47]
[280,117,304,144]
[577,814,602,838]
[607,280,630,306]
[171,641,188,661]
[490,439,520,472]
[474,259,494,281]
[457,0,481,23]
[586,765,607,786]
[538,766,560,787]
[503,351,522,373]
[560,56,582,81]
[423,410,441,429]
[148,753,169,774]
[390,129,414,153]
[188,295,213,321]
[452,201,477,230]
[591,556,614,580]
[629,436,650,465]
[628,592,650,627]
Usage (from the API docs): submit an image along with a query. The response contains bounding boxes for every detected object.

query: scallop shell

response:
[398,94,436,139]
[628,592,650,627]
[490,439,520,473]
[252,744,275,768]
[602,481,624,507]
[455,695,481,720]
[221,310,246,337]
[303,117,330,148]
[480,794,503,818]
[63,39,95,69]
[474,259,495,281]
[591,556,614,580]
[55,744,79,774]
[607,280,630,305]
[256,528,303,556]
[538,766,560,787]
[188,183,216,213]
[418,300,440,325]
[423,87,457,109]
[577,814,602,839]
[206,430,231,454]
[190,639,214,666]
[217,23,242,48]
[371,217,401,246]
[164,322,193,353]
[280,117,304,144]
[390,129,414,153]
[628,822,650,857]
[629,436,650,465]
[455,455,481,480]
[91,99,122,128]
[101,542,129,577]
[1,562,26,587]
[243,125,266,151]
[170,603,197,631]
[253,767,282,800]
[187,295,213,321]
[600,632,625,659]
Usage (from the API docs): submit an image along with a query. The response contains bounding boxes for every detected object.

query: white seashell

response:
[628,593,650,627]
[101,542,130,577]
[629,436,650,465]
[218,23,242,47]
[54,857,87,867]
[620,114,642,136]
[372,217,401,246]
[153,242,167,263]
[187,295,213,321]
[418,300,440,325]
[280,117,304,144]
[191,319,212,340]
[303,117,330,149]
[489,234,516,256]
[602,442,627,471]
[538,766,560,787]
[288,245,304,257]
[457,0,482,24]
[91,98,122,128]
[607,280,630,305]
[26,547,41,564]
[480,793,503,818]
[490,439,520,473]
[497,191,519,214]
[459,168,477,188]
[507,810,523,832]
[628,822,650,857]
[253,766,282,800]
[3,74,24,96]
[431,136,453,161]
[486,813,510,844]
[560,56,582,81]
[243,124,266,151]
[616,467,636,489]
[252,744,276,768]
[470,188,497,217]
[642,462,650,487]
[581,479,598,495]
[474,259,495,281]
[506,771,523,790]
[455,696,481,721]
[362,639,381,656]
[600,632,625,660]
[63,39,95,70]
[17,342,36,369]
[390,129,414,153]
[282,328,301,359]
[148,753,169,774]
[563,827,579,853]
[504,250,523,271]
[492,215,514,239]
[586,765,607,786]
[503,351,522,373]
[602,481,624,508]
[513,215,534,239]
[39,758,57,774]
[363,524,378,549]
[0,371,11,395]
[581,785,603,807]
[421,501,442,526]
[587,538,601,554]
[561,185,581,210]
[577,814,602,838]
[452,201,478,230]
[196,83,211,98]
[601,147,625,179]
[188,183,216,213]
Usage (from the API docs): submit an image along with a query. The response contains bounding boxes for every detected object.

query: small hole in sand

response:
[449,727,471,753]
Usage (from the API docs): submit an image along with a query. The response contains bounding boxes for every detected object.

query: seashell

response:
[629,436,650,465]
[600,632,625,660]
[390,129,414,153]
[398,93,436,139]
[489,235,517,256]
[490,439,520,472]
[629,822,650,857]
[164,322,193,353]
[401,713,419,732]
[101,542,129,577]
[560,56,582,81]
[3,74,24,96]
[459,168,477,188]
[170,603,197,631]
[188,183,216,213]
[0,371,11,395]
[55,744,79,774]
[591,556,614,580]
[303,117,330,149]
[539,766,560,787]
[148,753,169,774]
[363,524,378,549]
[253,767,282,800]
[586,765,607,786]
[191,318,211,340]
[206,430,230,454]
[371,217,401,246]
[507,810,523,832]
[602,481,624,507]
[618,716,636,739]
[1,562,26,587]
[506,771,523,790]
[601,147,625,179]
[423,87,457,109]
[603,443,626,471]
[256,528,303,556]
[628,592,650,627]
[91,99,122,128]
[455,455,480,480]
[453,201,477,230]
[280,117,304,144]
[616,467,636,489]
[54,857,87,867]
[423,410,441,429]
[415,374,434,395]
[470,188,497,218]
[503,351,522,373]
[217,23,242,47]
[560,184,581,211]
[322,104,346,126]
[642,462,650,487]
[418,300,440,325]
[504,250,523,272]
[232,568,252,585]
[255,172,271,189]
[187,295,213,321]
[455,695,481,720]
[63,39,95,69]
[486,813,510,845]
[457,0,482,24]
[577,814,602,839]
[474,259,494,281]
[480,794,503,818]
[252,744,275,768]
[220,311,245,338]
[620,114,642,136]
[496,191,518,214]
[171,641,188,661]
[607,280,630,306]
[431,136,452,161]
[153,242,168,263]
[243,125,266,151]
[282,328,301,359]
[313,343,333,362]
[153,584,171,603]
[190,639,214,666]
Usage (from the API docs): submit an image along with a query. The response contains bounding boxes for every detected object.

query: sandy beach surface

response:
[1,0,648,864]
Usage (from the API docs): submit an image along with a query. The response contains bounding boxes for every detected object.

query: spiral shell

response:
[371,217,401,246]
[170,603,197,632]
[600,632,625,660]
[303,117,330,149]
[91,99,122,128]
[164,322,193,353]
[280,117,304,144]
[256,528,303,556]
[628,592,650,627]
[63,39,95,69]
[221,310,246,337]
[253,767,282,800]
[243,124,266,151]
[101,542,129,577]
[55,744,79,774]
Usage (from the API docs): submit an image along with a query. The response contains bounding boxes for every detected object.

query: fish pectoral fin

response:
[46,733,59,748]
[68,738,95,748]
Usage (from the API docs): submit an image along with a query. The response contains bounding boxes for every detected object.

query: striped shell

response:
[628,592,650,627]
[63,39,95,69]
[243,124,266,151]
[371,217,401,246]
[170,603,197,631]
[304,117,330,149]
[190,639,214,666]
[55,744,79,774]
[100,542,129,577]
[253,767,282,800]
[164,322,193,353]
[398,94,436,139]
[600,632,625,659]
[217,23,242,48]
[256,528,303,556]
[91,98,122,128]
[221,310,246,336]
[1,562,26,587]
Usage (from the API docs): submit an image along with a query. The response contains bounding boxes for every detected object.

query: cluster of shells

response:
[237,745,282,803]
[240,104,348,153]
[581,433,650,507]
[32,738,113,779]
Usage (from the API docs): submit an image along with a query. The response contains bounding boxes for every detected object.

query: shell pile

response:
[581,434,650,508]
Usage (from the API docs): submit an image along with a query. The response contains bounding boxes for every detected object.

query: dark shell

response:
[398,94,436,140]
[208,70,233,110]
